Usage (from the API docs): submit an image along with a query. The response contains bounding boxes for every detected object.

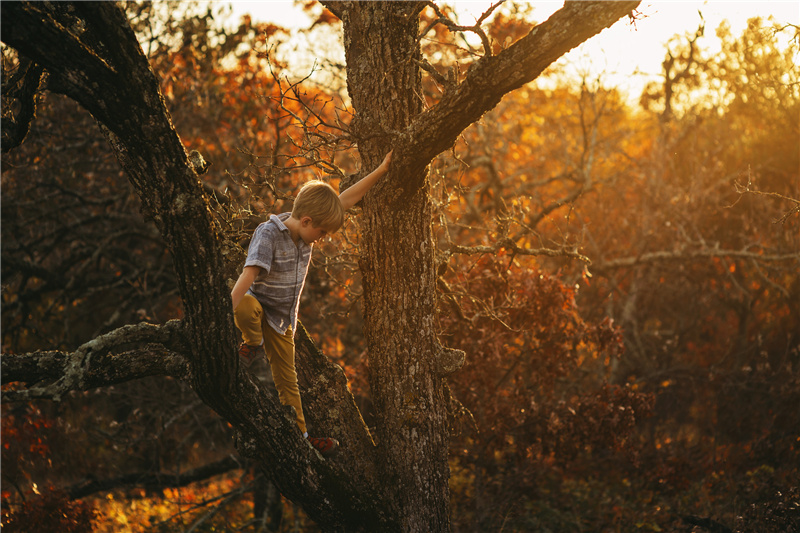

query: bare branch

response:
[594,248,800,272]
[1,320,190,402]
[264,52,352,171]
[447,237,590,264]
[414,57,451,88]
[419,1,503,57]
[733,174,800,224]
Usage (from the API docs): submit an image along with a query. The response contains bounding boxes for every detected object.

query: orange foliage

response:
[1,490,95,533]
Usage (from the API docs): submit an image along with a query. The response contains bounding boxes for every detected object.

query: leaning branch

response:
[593,248,800,272]
[401,1,641,185]
[1,3,394,528]
[1,320,189,402]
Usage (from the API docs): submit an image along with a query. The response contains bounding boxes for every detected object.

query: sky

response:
[225,1,799,100]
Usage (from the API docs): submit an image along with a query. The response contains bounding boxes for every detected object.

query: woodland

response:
[1,1,798,532]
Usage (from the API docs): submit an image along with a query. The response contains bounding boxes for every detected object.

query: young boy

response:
[230,151,392,457]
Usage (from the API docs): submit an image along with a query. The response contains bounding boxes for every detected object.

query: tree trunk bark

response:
[338,3,451,530]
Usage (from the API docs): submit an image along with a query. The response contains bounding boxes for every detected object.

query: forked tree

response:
[1,1,641,530]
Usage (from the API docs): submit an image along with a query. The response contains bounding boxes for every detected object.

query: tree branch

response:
[1,2,119,106]
[399,1,641,187]
[447,238,591,264]
[418,1,503,57]
[1,320,190,402]
[594,248,800,272]
[733,177,800,224]
[1,57,45,153]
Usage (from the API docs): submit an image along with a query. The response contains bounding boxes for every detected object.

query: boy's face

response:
[299,217,335,244]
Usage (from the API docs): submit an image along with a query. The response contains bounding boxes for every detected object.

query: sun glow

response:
[225,0,799,102]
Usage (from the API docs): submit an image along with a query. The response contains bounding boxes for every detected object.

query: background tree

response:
[425,14,799,531]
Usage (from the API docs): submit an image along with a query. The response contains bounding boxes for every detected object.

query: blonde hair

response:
[292,180,345,231]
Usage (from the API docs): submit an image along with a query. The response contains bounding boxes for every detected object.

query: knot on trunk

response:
[435,346,465,376]
[188,150,209,174]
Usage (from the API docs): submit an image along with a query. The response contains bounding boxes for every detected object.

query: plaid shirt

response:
[244,213,312,335]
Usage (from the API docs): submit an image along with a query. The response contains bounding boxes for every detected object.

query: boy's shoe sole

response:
[307,436,339,457]
[238,343,262,365]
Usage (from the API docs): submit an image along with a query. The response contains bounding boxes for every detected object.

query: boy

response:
[230,151,392,457]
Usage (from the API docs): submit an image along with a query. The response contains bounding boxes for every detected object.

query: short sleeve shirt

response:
[245,213,312,335]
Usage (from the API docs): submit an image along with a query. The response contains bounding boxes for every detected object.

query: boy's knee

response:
[234,293,262,319]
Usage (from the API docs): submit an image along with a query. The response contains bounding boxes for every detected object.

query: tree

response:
[1,1,642,530]
[1,8,306,527]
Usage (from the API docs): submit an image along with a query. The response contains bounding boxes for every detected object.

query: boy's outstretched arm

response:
[338,151,392,211]
[231,265,260,310]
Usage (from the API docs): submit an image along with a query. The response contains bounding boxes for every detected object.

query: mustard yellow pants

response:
[234,293,307,434]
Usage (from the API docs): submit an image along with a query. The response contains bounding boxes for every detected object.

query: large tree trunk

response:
[336,3,451,530]
[362,192,451,531]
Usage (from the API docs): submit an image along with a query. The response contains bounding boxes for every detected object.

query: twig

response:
[418,1,504,57]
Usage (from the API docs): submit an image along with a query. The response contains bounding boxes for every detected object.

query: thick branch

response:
[1,321,190,402]
[2,0,241,394]
[400,1,641,186]
[1,2,119,109]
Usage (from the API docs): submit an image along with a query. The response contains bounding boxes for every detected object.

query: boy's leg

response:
[262,325,307,435]
[234,294,264,347]
[233,294,274,388]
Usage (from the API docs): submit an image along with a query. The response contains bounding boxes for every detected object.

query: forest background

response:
[1,0,798,532]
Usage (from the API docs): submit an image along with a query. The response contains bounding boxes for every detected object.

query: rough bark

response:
[2,1,641,530]
[331,3,451,530]
[1,57,45,153]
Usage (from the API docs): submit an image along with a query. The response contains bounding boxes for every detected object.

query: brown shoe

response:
[307,435,339,457]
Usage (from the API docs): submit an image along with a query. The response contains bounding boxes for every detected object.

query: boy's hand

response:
[338,150,394,210]
[231,265,260,310]
[379,150,393,172]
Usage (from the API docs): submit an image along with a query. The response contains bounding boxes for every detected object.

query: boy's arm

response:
[231,265,260,310]
[338,151,392,211]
